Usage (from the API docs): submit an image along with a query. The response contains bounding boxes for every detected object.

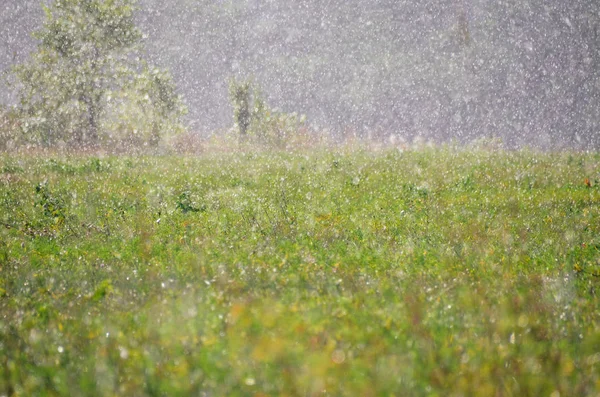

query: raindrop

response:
[119,347,129,360]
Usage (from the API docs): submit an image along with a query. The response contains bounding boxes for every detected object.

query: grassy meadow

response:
[0,148,599,396]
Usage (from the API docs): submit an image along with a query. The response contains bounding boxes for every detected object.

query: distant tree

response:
[228,78,252,139]
[10,0,186,147]
[228,78,308,147]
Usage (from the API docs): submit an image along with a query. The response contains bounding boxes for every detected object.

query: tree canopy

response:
[11,0,186,147]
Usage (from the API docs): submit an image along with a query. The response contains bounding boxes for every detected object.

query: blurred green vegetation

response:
[0,148,599,395]
[8,0,186,148]
[228,78,308,148]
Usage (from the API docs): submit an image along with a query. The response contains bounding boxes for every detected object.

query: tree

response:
[228,78,308,147]
[11,0,186,147]
[228,78,252,139]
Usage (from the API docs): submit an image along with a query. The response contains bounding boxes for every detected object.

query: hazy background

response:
[2,0,599,149]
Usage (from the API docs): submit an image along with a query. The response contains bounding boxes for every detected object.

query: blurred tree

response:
[10,0,186,147]
[0,105,20,150]
[229,78,252,139]
[228,78,307,147]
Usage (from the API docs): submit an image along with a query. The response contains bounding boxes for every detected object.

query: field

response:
[0,148,599,396]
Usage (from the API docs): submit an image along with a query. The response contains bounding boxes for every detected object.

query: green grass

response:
[1,148,599,396]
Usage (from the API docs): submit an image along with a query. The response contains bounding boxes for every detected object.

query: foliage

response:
[9,0,186,148]
[229,78,307,148]
[103,66,187,147]
[0,149,599,395]
[0,106,21,151]
[228,78,252,138]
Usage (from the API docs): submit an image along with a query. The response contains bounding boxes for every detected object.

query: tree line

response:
[1,0,599,149]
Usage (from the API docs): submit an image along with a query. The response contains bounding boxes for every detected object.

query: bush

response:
[0,106,21,151]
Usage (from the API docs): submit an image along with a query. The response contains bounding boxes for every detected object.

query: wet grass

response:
[0,148,599,396]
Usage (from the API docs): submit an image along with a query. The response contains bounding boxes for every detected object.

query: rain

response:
[0,0,599,395]
[2,0,600,149]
